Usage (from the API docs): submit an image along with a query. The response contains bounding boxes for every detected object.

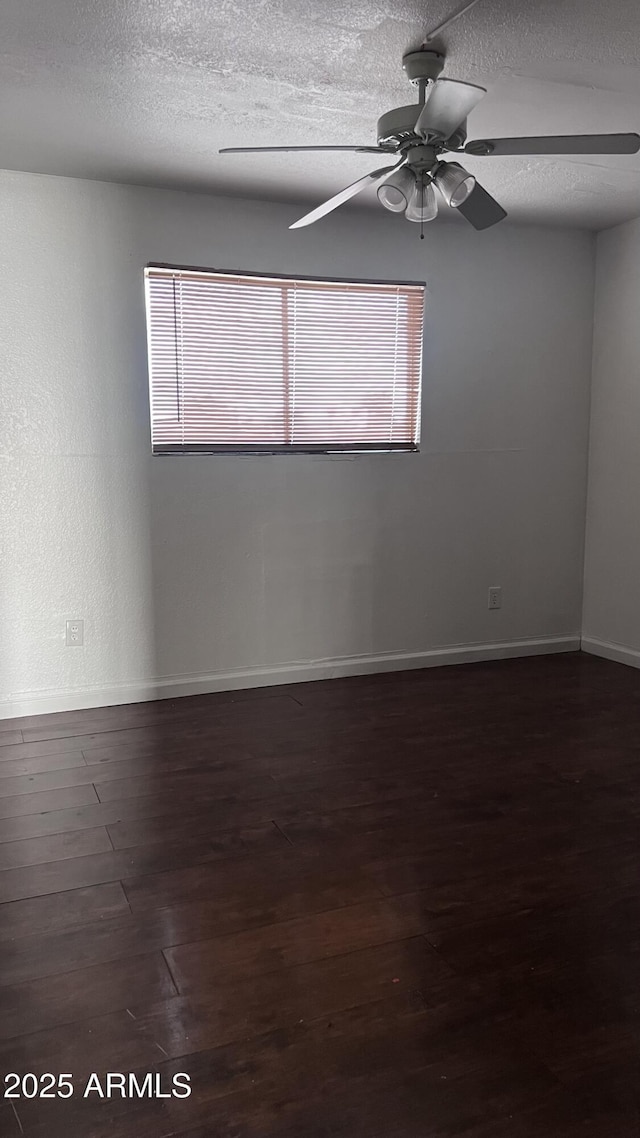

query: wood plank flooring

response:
[2,652,640,1135]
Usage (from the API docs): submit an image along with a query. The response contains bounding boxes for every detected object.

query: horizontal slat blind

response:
[145,266,424,453]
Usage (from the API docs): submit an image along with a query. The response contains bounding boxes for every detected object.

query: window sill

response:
[152,444,419,456]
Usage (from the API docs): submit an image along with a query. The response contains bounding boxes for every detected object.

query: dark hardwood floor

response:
[1,651,640,1136]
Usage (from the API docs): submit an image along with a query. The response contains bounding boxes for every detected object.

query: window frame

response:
[144,262,426,457]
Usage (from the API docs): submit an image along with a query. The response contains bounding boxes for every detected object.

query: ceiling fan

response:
[220,48,640,234]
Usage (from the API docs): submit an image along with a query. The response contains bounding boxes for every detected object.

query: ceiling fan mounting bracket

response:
[402,50,445,86]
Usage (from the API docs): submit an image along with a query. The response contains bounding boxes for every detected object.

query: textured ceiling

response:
[2,0,640,228]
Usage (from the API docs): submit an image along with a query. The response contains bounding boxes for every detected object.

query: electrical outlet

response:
[488,587,502,611]
[66,619,84,646]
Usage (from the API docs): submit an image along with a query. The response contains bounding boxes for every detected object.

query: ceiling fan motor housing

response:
[376,105,466,152]
[376,105,423,148]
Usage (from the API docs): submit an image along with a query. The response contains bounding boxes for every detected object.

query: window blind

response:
[144,265,425,454]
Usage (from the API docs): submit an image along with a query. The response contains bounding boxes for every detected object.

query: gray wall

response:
[583,215,640,663]
[0,169,595,715]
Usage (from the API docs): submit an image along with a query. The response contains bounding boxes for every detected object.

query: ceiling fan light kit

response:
[377,167,416,212]
[433,161,476,207]
[220,44,640,236]
[405,180,439,224]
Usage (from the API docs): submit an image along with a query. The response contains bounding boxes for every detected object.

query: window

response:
[144,264,425,455]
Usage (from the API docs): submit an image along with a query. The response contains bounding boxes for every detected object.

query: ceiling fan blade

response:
[456,182,507,230]
[416,79,486,141]
[289,163,402,230]
[219,145,391,154]
[465,132,640,156]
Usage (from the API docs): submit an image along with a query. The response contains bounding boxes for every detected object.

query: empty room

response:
[2,0,640,1134]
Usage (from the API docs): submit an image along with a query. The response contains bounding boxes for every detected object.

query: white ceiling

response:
[3,0,640,228]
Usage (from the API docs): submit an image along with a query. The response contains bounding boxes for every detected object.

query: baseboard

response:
[0,635,580,720]
[581,636,640,670]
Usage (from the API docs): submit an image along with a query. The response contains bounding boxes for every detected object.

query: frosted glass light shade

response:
[434,161,476,207]
[405,181,438,223]
[377,168,416,213]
